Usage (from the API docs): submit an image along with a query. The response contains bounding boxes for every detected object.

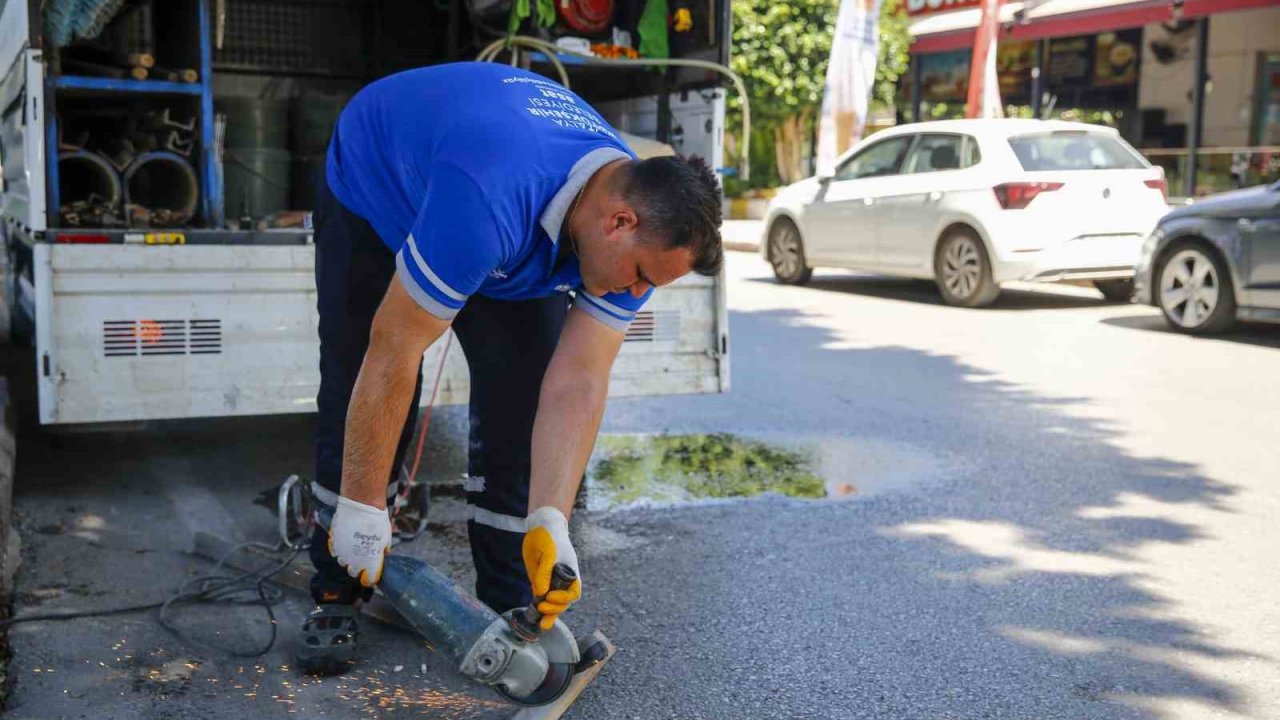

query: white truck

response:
[0,0,731,425]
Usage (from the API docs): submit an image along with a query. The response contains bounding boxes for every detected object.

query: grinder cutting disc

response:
[496,661,576,707]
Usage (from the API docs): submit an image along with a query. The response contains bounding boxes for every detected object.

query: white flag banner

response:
[816,0,884,177]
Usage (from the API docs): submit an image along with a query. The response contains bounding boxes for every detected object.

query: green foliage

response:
[730,0,838,124]
[875,0,912,108]
[726,0,914,191]
[1004,104,1127,128]
[507,0,556,39]
[592,433,827,505]
[723,122,782,195]
[1051,107,1125,127]
[924,101,964,120]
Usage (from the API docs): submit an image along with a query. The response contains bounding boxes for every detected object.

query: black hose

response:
[0,540,303,660]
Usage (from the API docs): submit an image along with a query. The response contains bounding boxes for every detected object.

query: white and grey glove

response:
[327,496,392,587]
[522,507,582,630]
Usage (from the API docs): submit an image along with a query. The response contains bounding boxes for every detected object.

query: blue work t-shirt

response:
[326,62,650,332]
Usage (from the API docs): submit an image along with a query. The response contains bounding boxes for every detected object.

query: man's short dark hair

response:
[618,155,723,277]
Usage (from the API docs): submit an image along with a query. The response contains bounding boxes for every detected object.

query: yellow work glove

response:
[327,496,391,587]
[523,507,582,630]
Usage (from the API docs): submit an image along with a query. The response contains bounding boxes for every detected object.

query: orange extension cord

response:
[406,330,454,484]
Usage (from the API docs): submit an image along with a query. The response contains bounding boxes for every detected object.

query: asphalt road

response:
[7,243,1280,719]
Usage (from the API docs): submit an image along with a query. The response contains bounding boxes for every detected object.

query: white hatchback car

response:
[761,118,1170,306]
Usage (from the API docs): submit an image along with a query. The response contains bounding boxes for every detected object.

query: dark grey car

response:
[1135,181,1280,334]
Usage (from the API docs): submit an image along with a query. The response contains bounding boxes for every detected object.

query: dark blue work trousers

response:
[309,173,568,614]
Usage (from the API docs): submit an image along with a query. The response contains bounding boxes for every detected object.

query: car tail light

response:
[56,232,111,244]
[1144,178,1168,199]
[993,182,1063,210]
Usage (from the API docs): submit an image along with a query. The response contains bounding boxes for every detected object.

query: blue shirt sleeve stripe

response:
[574,286,655,331]
[396,247,466,317]
[579,292,634,322]
[583,292,640,319]
[405,234,468,302]
[397,160,506,317]
[575,297,631,333]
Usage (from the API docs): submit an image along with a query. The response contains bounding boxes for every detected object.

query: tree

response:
[726,0,912,192]
[875,0,912,109]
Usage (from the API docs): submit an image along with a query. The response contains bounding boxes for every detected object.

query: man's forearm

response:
[528,368,609,517]
[340,341,423,508]
[339,362,413,507]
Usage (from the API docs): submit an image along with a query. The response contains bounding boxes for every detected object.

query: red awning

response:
[911,0,1279,54]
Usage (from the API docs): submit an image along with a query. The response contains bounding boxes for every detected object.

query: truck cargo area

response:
[0,0,731,424]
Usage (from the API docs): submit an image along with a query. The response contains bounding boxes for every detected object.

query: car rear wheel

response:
[1155,243,1236,334]
[934,230,1000,308]
[1093,279,1134,303]
[768,218,812,285]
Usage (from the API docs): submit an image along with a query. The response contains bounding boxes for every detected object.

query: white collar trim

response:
[540,147,633,244]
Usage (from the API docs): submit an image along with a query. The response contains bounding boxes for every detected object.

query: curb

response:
[722,197,770,221]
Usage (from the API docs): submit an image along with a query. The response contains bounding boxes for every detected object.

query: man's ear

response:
[610,208,638,234]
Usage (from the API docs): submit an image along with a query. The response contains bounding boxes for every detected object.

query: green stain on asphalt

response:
[590,433,826,506]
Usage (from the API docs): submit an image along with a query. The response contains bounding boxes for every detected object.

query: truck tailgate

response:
[35,244,727,424]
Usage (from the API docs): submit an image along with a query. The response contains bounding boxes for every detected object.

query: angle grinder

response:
[316,504,603,706]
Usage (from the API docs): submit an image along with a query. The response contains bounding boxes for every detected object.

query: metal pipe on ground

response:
[123,151,199,227]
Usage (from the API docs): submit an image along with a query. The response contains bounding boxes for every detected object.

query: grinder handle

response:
[549,562,578,590]
[511,562,577,640]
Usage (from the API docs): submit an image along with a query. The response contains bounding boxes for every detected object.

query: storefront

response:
[904,0,1280,197]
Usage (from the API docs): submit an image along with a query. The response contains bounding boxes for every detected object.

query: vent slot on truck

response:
[624,310,681,343]
[103,319,222,357]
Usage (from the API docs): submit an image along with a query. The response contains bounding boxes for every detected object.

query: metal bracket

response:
[459,617,532,687]
[276,474,313,550]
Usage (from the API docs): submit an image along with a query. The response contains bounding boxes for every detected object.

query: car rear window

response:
[1008,131,1147,171]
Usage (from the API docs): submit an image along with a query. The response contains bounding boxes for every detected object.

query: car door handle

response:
[863,197,874,206]
[927,191,943,202]
[1237,218,1256,231]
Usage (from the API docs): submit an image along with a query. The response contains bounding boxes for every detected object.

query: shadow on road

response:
[6,410,494,719]
[745,272,1112,311]
[591,306,1258,719]
[1102,311,1280,349]
[4,303,1266,719]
